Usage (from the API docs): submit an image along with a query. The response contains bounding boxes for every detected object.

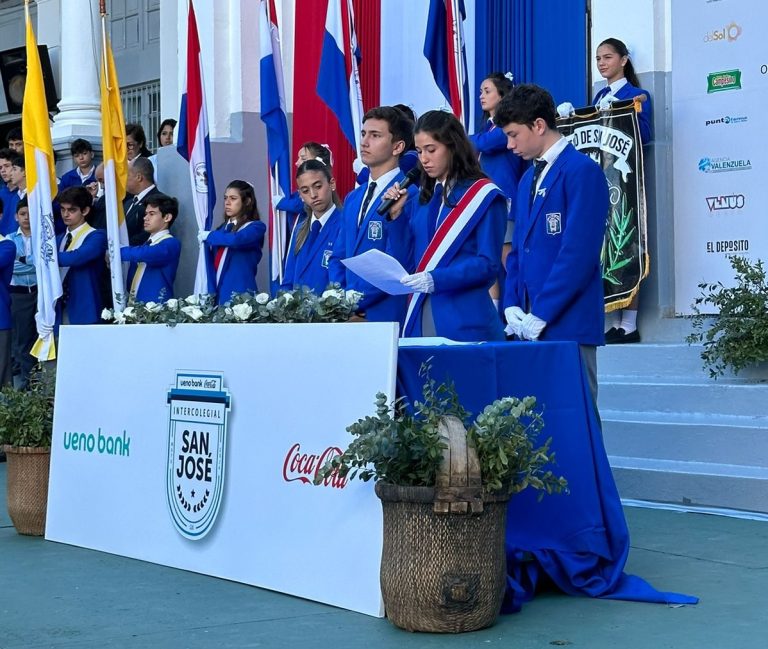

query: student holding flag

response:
[280,159,342,294]
[121,192,181,303]
[383,110,507,342]
[199,180,266,304]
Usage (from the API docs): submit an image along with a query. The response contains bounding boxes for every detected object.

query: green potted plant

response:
[0,371,55,536]
[687,255,768,378]
[316,366,567,633]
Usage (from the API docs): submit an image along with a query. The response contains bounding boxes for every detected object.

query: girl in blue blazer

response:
[384,111,507,342]
[200,180,266,304]
[594,38,653,343]
[280,159,343,294]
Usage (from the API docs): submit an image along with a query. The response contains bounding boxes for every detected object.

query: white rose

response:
[101,308,113,321]
[322,288,344,300]
[255,292,270,305]
[123,307,135,318]
[166,298,179,309]
[185,294,199,306]
[345,290,363,304]
[225,307,233,316]
[232,303,253,321]
[113,310,126,324]
[145,301,162,313]
[181,305,204,321]
[282,292,294,303]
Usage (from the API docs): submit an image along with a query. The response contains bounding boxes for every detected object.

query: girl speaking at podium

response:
[383,110,507,342]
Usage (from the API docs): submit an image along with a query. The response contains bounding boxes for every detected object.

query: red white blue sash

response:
[215,221,256,286]
[402,179,498,337]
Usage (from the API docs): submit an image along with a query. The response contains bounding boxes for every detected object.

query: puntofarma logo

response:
[707,70,742,93]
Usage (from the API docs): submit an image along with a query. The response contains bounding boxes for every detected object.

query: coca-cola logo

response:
[282,443,348,489]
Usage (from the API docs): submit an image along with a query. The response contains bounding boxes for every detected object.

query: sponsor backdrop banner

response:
[672,0,768,314]
[46,323,400,618]
[557,101,648,312]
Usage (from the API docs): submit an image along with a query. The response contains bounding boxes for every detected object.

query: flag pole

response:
[266,0,285,286]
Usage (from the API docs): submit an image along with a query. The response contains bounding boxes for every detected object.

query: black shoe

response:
[604,327,621,344]
[608,327,641,344]
[0,450,6,463]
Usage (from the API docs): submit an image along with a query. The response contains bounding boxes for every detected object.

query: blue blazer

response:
[58,167,97,192]
[395,180,507,342]
[328,171,416,324]
[504,143,609,345]
[122,235,181,303]
[594,82,652,145]
[57,228,108,325]
[0,238,16,330]
[205,220,266,304]
[0,187,20,236]
[470,120,524,216]
[280,207,343,294]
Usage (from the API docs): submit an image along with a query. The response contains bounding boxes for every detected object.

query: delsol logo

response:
[166,372,231,540]
[282,443,348,489]
[703,22,742,43]
[707,69,742,93]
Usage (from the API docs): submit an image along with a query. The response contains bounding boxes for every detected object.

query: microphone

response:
[376,166,421,215]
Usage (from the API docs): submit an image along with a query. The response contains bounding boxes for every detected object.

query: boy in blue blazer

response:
[495,84,609,401]
[121,192,181,303]
[56,186,108,325]
[58,139,97,192]
[0,214,16,385]
[328,106,417,325]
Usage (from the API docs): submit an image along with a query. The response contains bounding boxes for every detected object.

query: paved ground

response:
[1,462,766,649]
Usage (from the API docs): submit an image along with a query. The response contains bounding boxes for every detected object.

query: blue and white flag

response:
[424,0,470,129]
[178,0,216,296]
[259,0,291,285]
[317,0,364,154]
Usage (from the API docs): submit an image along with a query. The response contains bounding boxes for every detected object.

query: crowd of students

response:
[0,38,651,401]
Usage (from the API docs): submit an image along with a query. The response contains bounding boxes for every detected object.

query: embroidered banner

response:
[557,100,649,312]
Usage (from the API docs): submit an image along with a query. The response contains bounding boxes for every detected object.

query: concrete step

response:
[598,379,768,417]
[601,411,768,466]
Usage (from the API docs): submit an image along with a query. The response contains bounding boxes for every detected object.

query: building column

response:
[44,0,102,172]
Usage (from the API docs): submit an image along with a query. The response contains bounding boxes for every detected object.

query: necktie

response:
[530,159,547,208]
[127,197,139,214]
[63,233,73,251]
[358,182,377,227]
[432,183,446,231]
[307,219,322,249]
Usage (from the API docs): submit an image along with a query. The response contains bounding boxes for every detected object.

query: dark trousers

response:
[11,288,38,388]
[0,329,12,387]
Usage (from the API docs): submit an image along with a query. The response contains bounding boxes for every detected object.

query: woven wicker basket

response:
[375,416,510,633]
[3,445,51,536]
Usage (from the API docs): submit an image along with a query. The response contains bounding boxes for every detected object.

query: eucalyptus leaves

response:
[101,286,364,326]
[316,364,567,497]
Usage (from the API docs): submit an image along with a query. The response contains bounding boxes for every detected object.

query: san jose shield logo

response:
[166,372,231,540]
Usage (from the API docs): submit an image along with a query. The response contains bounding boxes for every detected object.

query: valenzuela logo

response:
[703,22,742,43]
[706,194,745,211]
[166,371,231,540]
[698,157,751,173]
[707,69,742,93]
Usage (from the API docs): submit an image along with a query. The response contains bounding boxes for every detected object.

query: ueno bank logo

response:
[704,22,742,43]
[706,194,745,211]
[283,443,349,489]
[698,157,751,173]
[166,372,231,541]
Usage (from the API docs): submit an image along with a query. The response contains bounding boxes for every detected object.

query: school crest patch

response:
[167,371,231,540]
[322,249,332,268]
[546,212,562,236]
[367,220,383,241]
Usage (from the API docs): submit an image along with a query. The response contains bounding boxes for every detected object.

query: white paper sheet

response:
[341,249,413,295]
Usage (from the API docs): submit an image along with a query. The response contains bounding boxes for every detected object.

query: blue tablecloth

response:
[397,340,698,612]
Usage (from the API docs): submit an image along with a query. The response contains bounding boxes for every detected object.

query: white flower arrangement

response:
[101,285,364,326]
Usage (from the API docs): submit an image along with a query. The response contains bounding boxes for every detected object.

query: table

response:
[397,340,698,612]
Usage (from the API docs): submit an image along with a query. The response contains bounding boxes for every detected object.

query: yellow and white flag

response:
[100,22,129,309]
[24,4,62,361]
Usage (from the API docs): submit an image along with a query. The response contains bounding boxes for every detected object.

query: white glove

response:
[400,272,435,294]
[197,230,210,243]
[597,93,618,110]
[504,306,526,338]
[271,193,284,208]
[521,312,547,341]
[556,102,575,118]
